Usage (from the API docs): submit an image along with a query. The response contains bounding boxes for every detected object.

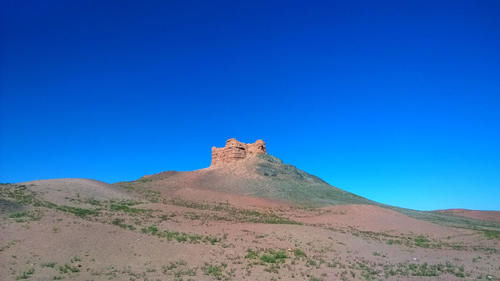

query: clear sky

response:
[1,0,499,211]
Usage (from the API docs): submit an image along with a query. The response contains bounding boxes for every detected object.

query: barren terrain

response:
[1,152,499,281]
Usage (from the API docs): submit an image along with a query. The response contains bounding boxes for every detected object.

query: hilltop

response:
[134,138,373,207]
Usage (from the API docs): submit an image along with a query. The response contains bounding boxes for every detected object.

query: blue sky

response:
[1,0,499,211]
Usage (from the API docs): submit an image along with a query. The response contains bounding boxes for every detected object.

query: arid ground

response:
[1,154,499,281]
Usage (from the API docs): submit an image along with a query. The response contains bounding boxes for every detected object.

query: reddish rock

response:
[211,138,266,166]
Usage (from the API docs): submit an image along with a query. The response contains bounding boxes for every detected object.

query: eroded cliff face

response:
[211,138,266,167]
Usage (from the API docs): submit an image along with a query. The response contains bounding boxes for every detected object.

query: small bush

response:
[59,264,80,274]
[483,229,500,240]
[141,225,221,244]
[9,211,40,222]
[110,203,147,213]
[245,249,259,259]
[202,263,227,280]
[17,268,35,279]
[260,250,288,264]
[56,206,98,218]
[141,225,159,235]
[414,235,430,248]
[293,248,307,258]
[41,262,56,268]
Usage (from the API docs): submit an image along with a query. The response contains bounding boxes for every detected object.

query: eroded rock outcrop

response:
[211,138,266,166]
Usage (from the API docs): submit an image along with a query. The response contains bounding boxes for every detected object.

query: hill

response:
[1,138,499,281]
[126,153,373,207]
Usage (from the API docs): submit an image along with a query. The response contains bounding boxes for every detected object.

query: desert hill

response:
[23,178,132,206]
[121,138,498,229]
[1,138,499,281]
[133,152,373,207]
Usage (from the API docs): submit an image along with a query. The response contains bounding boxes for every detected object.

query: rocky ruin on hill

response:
[211,138,266,166]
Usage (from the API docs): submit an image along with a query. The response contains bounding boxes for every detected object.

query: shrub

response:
[245,249,259,259]
[260,250,288,263]
[293,248,307,258]
[41,262,56,268]
[17,268,34,279]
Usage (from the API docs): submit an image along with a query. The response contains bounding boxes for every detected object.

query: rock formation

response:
[211,138,266,167]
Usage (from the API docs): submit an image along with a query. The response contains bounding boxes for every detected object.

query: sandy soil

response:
[1,180,499,281]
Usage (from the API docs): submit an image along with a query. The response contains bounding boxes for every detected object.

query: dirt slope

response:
[1,181,499,281]
[435,209,500,223]
[1,153,499,281]
[22,178,132,206]
[132,154,374,207]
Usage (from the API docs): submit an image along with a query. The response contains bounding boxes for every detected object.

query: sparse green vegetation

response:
[1,186,98,218]
[56,205,99,218]
[141,225,159,235]
[41,262,57,268]
[344,228,490,252]
[306,259,318,267]
[17,268,35,280]
[84,198,102,206]
[202,263,228,280]
[383,262,468,278]
[110,203,148,213]
[144,190,161,202]
[397,207,500,231]
[59,264,80,274]
[0,185,36,205]
[161,260,197,278]
[8,211,40,222]
[141,225,221,244]
[260,251,286,263]
[245,249,259,259]
[111,218,136,230]
[482,229,500,240]
[293,248,307,258]
[245,248,289,264]
[170,198,301,225]
[414,235,430,248]
[9,212,28,218]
